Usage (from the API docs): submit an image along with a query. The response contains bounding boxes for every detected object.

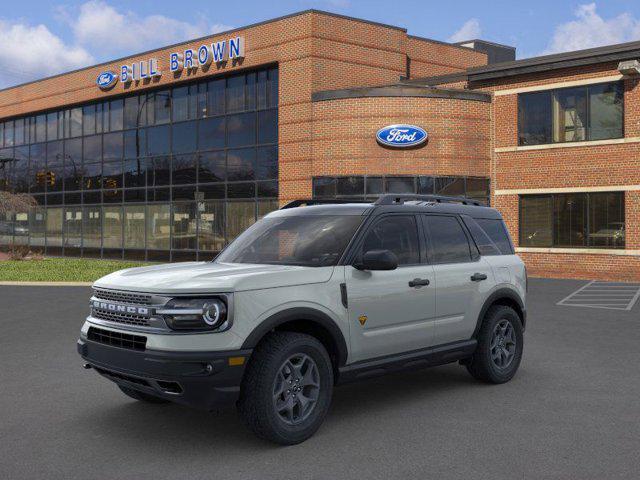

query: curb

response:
[0,281,94,286]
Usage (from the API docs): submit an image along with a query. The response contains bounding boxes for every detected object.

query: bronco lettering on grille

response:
[92,301,150,316]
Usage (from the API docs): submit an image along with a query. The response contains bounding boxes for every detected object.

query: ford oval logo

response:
[376,124,428,148]
[96,71,118,90]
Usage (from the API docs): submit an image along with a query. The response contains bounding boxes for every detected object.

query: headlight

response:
[158,297,229,331]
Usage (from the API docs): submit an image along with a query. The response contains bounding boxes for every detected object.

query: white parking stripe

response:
[557,281,640,311]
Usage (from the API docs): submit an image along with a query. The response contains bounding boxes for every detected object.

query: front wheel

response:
[238,331,334,445]
[466,305,524,384]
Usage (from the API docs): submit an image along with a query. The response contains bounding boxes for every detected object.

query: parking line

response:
[557,281,640,311]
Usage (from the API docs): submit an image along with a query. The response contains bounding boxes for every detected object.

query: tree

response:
[0,191,37,216]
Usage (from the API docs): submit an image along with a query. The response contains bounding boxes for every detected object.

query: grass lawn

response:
[0,258,150,282]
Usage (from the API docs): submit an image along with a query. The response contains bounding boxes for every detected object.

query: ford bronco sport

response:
[78,194,526,444]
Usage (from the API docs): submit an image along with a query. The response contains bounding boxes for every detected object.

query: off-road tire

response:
[466,305,524,384]
[238,331,334,445]
[118,385,170,404]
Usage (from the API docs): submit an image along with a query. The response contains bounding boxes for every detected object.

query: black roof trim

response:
[312,84,490,103]
[453,39,516,51]
[467,40,640,81]
[400,71,469,86]
[0,9,406,94]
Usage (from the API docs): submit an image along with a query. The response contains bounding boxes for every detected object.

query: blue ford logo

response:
[96,71,118,90]
[376,124,428,148]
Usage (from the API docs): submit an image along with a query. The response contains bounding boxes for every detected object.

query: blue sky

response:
[1,0,640,88]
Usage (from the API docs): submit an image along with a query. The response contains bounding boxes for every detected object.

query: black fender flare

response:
[241,307,349,367]
[473,288,526,337]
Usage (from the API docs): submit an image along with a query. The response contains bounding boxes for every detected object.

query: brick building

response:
[0,9,638,280]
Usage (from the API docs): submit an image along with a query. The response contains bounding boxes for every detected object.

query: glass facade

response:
[313,175,490,205]
[0,66,279,260]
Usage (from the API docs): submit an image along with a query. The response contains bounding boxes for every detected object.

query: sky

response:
[1,0,640,88]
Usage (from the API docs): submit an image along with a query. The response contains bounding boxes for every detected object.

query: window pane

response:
[366,177,384,195]
[518,91,551,145]
[14,146,29,193]
[256,145,277,180]
[198,117,225,150]
[198,151,225,183]
[172,153,197,184]
[520,195,553,247]
[147,204,170,250]
[83,106,96,136]
[207,79,225,116]
[227,148,255,181]
[589,83,623,141]
[417,176,434,194]
[83,134,102,163]
[29,143,46,193]
[109,99,124,131]
[124,205,145,249]
[313,177,336,198]
[362,216,420,265]
[70,108,82,137]
[14,118,24,146]
[227,75,245,113]
[257,180,278,198]
[46,141,64,192]
[83,161,101,191]
[257,70,268,109]
[198,200,225,252]
[63,207,82,248]
[336,177,364,196]
[475,218,513,255]
[228,182,255,198]
[227,112,256,147]
[46,207,63,247]
[123,96,139,129]
[466,177,490,198]
[257,109,277,144]
[147,156,171,186]
[172,86,189,122]
[553,87,587,143]
[36,115,47,143]
[103,132,123,160]
[172,202,197,250]
[435,177,464,196]
[46,114,58,142]
[588,192,625,248]
[103,206,123,248]
[123,158,145,187]
[102,160,122,191]
[424,215,471,264]
[226,201,256,241]
[246,72,256,110]
[13,211,29,246]
[124,129,145,158]
[147,125,170,155]
[386,177,414,194]
[154,91,171,124]
[172,121,197,154]
[83,206,101,248]
[554,193,586,247]
[29,207,46,247]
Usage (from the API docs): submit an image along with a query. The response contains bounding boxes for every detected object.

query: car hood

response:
[93,262,335,294]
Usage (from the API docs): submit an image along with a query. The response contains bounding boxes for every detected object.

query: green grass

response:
[0,258,150,282]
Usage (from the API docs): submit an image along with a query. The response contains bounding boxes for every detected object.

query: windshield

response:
[216,215,364,267]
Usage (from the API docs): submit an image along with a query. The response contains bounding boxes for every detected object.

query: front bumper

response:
[77,338,252,410]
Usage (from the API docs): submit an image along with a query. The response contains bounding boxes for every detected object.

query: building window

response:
[312,175,490,205]
[519,192,625,248]
[518,82,623,145]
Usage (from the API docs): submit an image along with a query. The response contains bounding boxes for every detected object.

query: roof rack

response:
[374,194,484,206]
[280,199,372,209]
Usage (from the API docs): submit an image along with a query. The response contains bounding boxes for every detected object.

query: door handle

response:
[409,278,430,288]
[471,273,488,282]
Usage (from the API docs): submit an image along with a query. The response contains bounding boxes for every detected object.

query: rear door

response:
[422,214,493,345]
[345,214,436,363]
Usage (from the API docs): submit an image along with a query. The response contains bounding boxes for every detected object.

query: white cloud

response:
[543,3,640,54]
[0,20,93,88]
[448,18,481,43]
[67,1,232,57]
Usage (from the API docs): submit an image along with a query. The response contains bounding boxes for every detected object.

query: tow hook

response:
[83,363,92,370]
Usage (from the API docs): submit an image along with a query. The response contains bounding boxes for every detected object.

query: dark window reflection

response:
[147,125,170,155]
[257,109,277,144]
[227,112,255,147]
[256,146,277,180]
[198,117,225,150]
[172,121,197,154]
[198,151,225,183]
[227,148,255,181]
[172,154,197,185]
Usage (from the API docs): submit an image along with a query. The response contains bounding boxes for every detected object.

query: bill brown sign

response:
[97,36,245,89]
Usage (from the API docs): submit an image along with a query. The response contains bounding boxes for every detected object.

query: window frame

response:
[421,213,480,265]
[517,81,624,146]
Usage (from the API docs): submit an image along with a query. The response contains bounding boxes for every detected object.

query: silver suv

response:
[78,195,527,444]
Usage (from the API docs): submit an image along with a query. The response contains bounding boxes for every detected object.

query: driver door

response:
[345,214,436,363]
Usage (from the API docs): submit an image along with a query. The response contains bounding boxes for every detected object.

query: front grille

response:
[92,308,151,327]
[93,288,153,305]
[88,327,147,351]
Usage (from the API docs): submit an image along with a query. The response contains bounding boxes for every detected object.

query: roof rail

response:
[374,194,484,206]
[280,199,372,209]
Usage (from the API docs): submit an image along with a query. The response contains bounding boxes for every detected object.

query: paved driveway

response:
[1,279,639,480]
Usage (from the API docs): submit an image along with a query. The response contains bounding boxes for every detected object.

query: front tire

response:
[466,305,524,384]
[238,332,334,445]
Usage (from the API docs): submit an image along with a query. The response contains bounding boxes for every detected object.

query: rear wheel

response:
[238,331,334,445]
[118,385,170,404]
[466,305,523,384]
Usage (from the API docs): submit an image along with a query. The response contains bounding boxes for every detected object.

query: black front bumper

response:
[77,338,252,411]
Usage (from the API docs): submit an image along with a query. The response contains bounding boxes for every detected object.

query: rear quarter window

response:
[474,218,514,255]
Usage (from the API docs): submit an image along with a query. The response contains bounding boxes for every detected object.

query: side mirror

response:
[355,249,398,271]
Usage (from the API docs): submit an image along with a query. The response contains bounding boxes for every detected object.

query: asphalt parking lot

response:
[2,278,640,480]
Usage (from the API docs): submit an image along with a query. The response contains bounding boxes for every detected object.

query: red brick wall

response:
[406,37,487,79]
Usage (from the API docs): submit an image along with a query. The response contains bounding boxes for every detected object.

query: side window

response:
[462,216,501,256]
[475,218,514,255]
[361,215,420,265]
[424,215,472,264]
